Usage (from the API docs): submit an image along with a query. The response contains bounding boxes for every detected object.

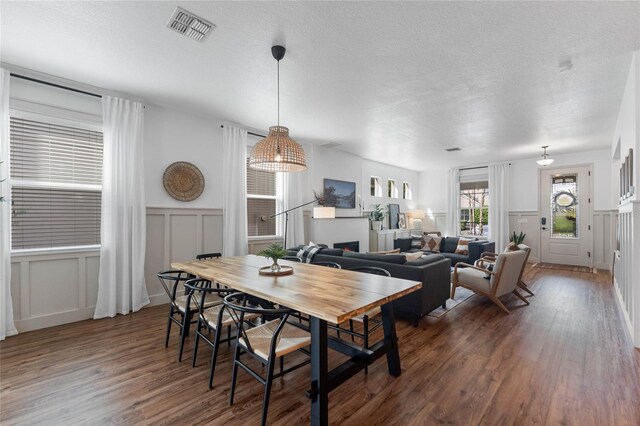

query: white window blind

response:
[246,158,278,237]
[10,117,103,250]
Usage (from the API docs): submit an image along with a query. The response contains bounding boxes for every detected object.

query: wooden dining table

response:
[171,255,422,426]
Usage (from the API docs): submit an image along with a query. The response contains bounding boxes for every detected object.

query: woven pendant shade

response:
[249,126,307,172]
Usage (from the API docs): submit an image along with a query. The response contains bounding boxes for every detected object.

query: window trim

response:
[246,151,283,239]
[388,179,398,199]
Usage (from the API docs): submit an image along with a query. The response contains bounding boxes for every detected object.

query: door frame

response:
[538,163,594,268]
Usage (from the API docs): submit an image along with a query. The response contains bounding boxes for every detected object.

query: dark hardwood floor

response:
[2,266,639,425]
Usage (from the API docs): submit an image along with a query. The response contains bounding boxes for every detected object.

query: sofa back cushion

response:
[442,237,459,253]
[405,253,445,266]
[343,251,407,265]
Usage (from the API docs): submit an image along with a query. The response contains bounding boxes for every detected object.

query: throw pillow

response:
[504,242,518,252]
[421,235,442,252]
[404,251,424,261]
[368,248,401,255]
[455,238,473,255]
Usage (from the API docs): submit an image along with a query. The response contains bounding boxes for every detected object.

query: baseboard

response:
[13,293,169,334]
[613,277,638,348]
[14,307,96,332]
[594,262,612,271]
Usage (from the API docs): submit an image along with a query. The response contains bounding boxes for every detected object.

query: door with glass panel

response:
[539,165,592,267]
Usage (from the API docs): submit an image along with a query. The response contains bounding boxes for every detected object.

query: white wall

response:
[611,50,640,348]
[144,105,224,208]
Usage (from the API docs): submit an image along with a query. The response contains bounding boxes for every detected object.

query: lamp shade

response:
[408,209,426,219]
[313,207,335,219]
[249,126,307,172]
[536,158,555,166]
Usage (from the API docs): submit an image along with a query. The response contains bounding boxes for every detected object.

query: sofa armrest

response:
[468,241,495,265]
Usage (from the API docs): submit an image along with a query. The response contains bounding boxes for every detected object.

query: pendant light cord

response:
[277,59,280,127]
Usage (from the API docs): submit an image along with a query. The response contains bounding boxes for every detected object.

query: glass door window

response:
[550,174,578,238]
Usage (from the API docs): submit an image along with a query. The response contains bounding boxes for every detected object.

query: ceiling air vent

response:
[445,147,462,152]
[167,7,215,42]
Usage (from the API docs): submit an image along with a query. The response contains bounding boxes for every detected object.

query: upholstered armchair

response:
[452,249,529,314]
[476,244,533,296]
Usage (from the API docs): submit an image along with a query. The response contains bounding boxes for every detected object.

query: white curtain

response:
[281,170,305,248]
[0,68,17,340]
[222,126,248,256]
[488,162,510,252]
[94,96,149,319]
[446,168,460,237]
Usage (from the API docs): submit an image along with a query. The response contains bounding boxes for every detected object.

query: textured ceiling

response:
[1,1,639,170]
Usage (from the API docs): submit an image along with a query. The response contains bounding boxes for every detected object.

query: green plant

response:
[257,243,288,263]
[368,204,388,221]
[510,231,526,245]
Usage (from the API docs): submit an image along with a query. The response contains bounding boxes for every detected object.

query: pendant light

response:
[536,145,554,166]
[249,45,307,172]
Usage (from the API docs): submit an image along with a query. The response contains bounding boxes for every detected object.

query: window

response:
[388,179,398,198]
[10,117,103,250]
[246,158,280,237]
[402,182,412,200]
[550,174,578,238]
[370,176,382,197]
[459,181,489,236]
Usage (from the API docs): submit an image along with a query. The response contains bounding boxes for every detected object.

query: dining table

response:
[171,254,422,426]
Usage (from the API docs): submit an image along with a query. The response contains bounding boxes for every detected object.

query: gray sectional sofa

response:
[287,246,451,325]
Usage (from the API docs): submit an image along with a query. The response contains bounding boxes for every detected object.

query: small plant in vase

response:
[369,204,388,231]
[510,231,526,245]
[257,243,288,272]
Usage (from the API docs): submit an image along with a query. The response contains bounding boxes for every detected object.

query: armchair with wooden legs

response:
[476,244,534,296]
[452,249,529,314]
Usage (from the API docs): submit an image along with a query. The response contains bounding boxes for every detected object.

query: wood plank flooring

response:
[1,266,639,425]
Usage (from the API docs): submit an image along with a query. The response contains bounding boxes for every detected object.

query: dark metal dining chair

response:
[310,261,342,269]
[196,252,222,260]
[157,270,223,361]
[224,292,311,426]
[184,279,257,388]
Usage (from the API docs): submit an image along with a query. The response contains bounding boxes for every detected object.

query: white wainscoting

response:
[10,207,226,333]
[11,249,100,332]
[614,201,640,348]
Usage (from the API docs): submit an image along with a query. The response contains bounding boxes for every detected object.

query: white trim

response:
[11,179,102,192]
[10,99,102,127]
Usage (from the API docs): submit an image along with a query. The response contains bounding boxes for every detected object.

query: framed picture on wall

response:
[323,178,356,208]
[399,213,407,229]
[388,204,400,229]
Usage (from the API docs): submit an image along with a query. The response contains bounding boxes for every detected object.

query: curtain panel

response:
[446,168,460,237]
[222,126,249,256]
[94,96,149,319]
[488,162,510,252]
[0,68,17,340]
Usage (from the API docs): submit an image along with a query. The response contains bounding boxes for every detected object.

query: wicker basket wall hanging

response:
[163,161,205,201]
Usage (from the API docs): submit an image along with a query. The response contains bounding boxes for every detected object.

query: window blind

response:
[10,117,103,250]
[246,157,278,237]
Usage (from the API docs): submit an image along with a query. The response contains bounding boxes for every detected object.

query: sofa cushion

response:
[343,251,407,264]
[442,237,459,253]
[455,237,473,255]
[319,248,343,257]
[440,252,469,265]
[421,235,442,252]
[368,248,401,254]
[405,253,445,266]
[404,251,424,261]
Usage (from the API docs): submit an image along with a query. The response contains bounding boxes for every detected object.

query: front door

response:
[539,165,592,267]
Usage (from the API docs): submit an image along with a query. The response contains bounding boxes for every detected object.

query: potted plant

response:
[510,231,526,245]
[257,243,288,272]
[369,204,388,231]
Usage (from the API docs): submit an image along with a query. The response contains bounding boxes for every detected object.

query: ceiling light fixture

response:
[536,145,555,166]
[249,45,307,172]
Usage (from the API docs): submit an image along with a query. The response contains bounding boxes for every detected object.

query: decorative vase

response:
[371,220,382,231]
[270,259,282,272]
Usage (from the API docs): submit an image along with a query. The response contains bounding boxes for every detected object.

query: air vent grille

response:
[167,7,215,42]
[445,147,462,152]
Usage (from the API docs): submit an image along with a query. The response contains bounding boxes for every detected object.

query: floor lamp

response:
[270,202,335,248]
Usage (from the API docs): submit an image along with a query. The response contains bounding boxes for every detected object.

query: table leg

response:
[380,302,401,376]
[310,316,328,426]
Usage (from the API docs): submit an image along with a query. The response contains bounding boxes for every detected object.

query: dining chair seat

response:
[175,293,222,313]
[239,319,311,361]
[351,306,381,322]
[202,305,258,329]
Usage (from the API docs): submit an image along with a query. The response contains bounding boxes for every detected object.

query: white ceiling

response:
[2,1,639,171]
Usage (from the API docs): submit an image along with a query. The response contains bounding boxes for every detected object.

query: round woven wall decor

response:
[163,162,205,201]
